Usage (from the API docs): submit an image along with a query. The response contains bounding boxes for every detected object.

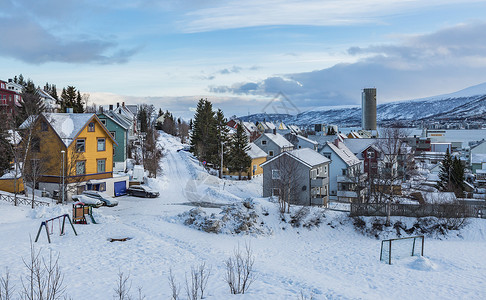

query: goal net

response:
[380,235,424,264]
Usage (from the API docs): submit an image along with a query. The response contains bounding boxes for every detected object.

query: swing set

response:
[34,214,77,243]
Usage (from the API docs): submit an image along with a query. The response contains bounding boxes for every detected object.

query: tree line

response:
[190,99,251,179]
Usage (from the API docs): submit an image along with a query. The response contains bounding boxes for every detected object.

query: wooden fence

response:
[0,192,50,208]
[350,202,486,219]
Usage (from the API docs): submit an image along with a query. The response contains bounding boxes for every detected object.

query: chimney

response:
[117,102,120,108]
[273,128,276,135]
[109,104,113,110]
[8,79,12,83]
[122,102,125,107]
[99,106,104,113]
[334,138,340,147]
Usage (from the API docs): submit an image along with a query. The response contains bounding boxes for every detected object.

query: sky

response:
[2,0,486,119]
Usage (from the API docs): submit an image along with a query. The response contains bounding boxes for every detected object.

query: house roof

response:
[98,111,130,130]
[471,153,486,164]
[324,141,361,167]
[342,138,379,155]
[246,142,267,159]
[42,113,117,147]
[265,122,276,130]
[262,133,293,148]
[279,122,288,130]
[242,121,258,132]
[261,148,330,168]
[296,134,318,145]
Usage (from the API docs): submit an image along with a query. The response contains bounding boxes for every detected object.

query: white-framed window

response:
[76,161,85,175]
[101,119,107,125]
[88,122,95,132]
[269,150,274,157]
[272,169,280,179]
[110,131,116,139]
[97,159,106,173]
[272,188,280,196]
[97,138,106,151]
[262,140,267,145]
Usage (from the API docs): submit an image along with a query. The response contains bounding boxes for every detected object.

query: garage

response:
[114,181,127,196]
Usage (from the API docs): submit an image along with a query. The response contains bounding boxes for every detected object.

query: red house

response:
[0,79,22,117]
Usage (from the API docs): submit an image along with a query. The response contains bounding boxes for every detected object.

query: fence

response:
[350,202,485,218]
[0,192,50,208]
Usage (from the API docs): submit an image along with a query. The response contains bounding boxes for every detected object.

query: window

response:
[88,122,95,132]
[272,169,280,179]
[342,169,347,176]
[76,161,85,175]
[269,150,274,157]
[97,159,106,173]
[367,150,375,158]
[31,137,40,152]
[97,138,106,151]
[261,140,267,145]
[272,188,280,196]
[76,139,85,152]
[110,131,116,139]
[101,119,106,125]
[41,121,48,132]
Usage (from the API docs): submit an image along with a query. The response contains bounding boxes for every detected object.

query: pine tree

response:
[75,91,84,113]
[190,99,217,165]
[60,86,77,112]
[215,109,229,178]
[227,121,251,180]
[451,157,465,197]
[436,148,453,191]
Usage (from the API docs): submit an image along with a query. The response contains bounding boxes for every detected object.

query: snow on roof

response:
[325,141,361,167]
[278,122,288,130]
[263,133,293,148]
[44,113,95,147]
[471,153,486,164]
[265,122,276,130]
[342,138,378,154]
[246,143,267,159]
[36,88,55,100]
[307,135,336,145]
[287,148,330,167]
[102,111,130,129]
[242,122,258,132]
[296,134,318,145]
[19,115,37,129]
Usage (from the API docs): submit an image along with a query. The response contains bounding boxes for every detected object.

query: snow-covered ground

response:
[1,132,486,299]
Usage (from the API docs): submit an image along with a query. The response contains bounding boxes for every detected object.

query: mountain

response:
[238,82,486,126]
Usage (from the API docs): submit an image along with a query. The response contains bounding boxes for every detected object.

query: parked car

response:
[177,146,191,152]
[71,194,103,208]
[80,191,119,207]
[127,185,160,198]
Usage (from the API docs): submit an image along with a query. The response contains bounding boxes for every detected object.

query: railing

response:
[311,177,326,187]
[0,192,50,207]
[350,202,485,218]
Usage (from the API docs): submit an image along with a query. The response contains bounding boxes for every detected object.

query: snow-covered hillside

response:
[0,133,485,299]
[239,82,486,126]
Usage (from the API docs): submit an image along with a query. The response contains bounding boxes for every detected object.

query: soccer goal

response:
[380,235,424,265]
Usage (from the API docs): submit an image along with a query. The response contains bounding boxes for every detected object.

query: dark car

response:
[79,191,119,207]
[127,185,160,198]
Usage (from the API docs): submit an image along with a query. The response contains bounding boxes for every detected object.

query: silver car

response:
[80,191,119,207]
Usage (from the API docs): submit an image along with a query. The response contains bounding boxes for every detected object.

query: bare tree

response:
[24,151,49,208]
[224,243,256,295]
[168,268,181,300]
[114,271,131,300]
[184,263,211,300]
[271,154,304,213]
[21,241,67,300]
[0,268,13,300]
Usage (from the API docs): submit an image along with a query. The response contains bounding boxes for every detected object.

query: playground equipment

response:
[380,235,424,265]
[72,202,97,224]
[34,214,77,243]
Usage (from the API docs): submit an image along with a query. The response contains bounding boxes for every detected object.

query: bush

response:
[224,244,256,295]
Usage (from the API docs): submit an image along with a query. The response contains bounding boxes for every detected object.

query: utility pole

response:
[219,141,224,179]
[61,150,65,204]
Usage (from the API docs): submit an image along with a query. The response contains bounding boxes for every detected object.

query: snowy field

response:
[1,132,486,299]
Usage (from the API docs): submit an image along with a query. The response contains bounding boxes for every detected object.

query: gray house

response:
[261,148,330,206]
[284,133,318,151]
[254,132,294,158]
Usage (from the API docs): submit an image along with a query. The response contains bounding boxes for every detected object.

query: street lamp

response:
[61,150,65,204]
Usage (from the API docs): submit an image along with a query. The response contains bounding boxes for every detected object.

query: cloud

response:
[0,16,139,64]
[180,0,476,33]
[218,66,242,74]
[210,22,486,110]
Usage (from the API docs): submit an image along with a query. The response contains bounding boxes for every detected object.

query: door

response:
[114,181,127,197]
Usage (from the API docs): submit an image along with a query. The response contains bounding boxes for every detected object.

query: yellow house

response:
[25,113,118,197]
[225,142,267,178]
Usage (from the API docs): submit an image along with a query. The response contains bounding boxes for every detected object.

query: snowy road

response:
[0,132,485,299]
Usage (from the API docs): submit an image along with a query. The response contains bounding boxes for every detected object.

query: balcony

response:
[337,190,358,198]
[311,177,326,187]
